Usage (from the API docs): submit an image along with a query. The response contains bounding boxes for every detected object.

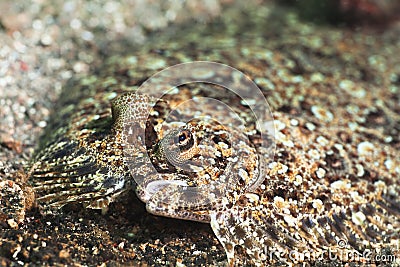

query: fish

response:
[29,6,400,265]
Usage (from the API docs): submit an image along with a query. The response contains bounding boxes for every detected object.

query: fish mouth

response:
[138,180,189,202]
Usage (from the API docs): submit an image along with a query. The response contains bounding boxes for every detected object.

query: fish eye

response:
[176,130,190,145]
[179,133,187,142]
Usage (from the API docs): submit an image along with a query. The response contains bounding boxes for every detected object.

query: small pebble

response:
[0,180,26,224]
[357,141,374,156]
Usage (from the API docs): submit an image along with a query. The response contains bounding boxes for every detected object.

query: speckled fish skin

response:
[29,4,399,266]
